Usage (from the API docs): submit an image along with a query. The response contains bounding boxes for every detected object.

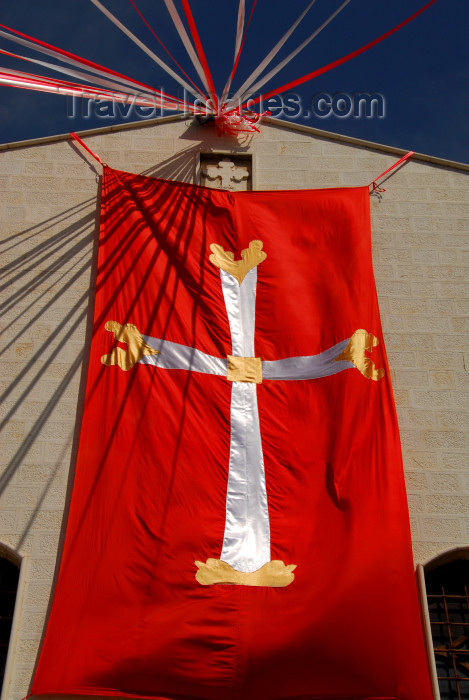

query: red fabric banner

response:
[32,169,433,700]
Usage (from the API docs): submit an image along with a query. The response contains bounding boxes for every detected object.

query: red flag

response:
[33,168,432,700]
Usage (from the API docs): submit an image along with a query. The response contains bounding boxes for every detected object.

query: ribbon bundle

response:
[0,0,439,137]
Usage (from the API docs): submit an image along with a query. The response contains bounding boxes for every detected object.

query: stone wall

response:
[0,116,468,699]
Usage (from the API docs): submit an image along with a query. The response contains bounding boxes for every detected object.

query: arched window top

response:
[0,544,21,569]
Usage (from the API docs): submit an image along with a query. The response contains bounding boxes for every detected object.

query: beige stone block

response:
[407,494,424,513]
[8,664,32,698]
[0,510,18,532]
[404,452,437,472]
[392,370,429,388]
[392,388,409,406]
[411,248,438,266]
[17,509,64,533]
[14,637,41,667]
[397,408,435,428]
[404,231,442,248]
[4,205,25,221]
[372,215,411,233]
[428,473,462,493]
[256,155,311,171]
[425,495,469,514]
[411,390,453,409]
[386,351,418,369]
[409,281,437,298]
[404,471,428,491]
[397,201,445,217]
[411,172,454,186]
[342,171,374,186]
[386,298,425,315]
[2,191,23,205]
[440,453,469,470]
[438,250,459,265]
[418,352,464,370]
[29,556,58,580]
[434,335,469,352]
[389,316,450,334]
[5,421,25,441]
[436,282,469,299]
[426,299,456,315]
[436,410,469,430]
[278,141,320,155]
[452,317,469,332]
[16,463,67,485]
[11,147,47,161]
[399,429,425,450]
[18,610,47,636]
[384,333,434,351]
[421,518,462,539]
[426,265,468,281]
[130,136,174,151]
[455,372,469,391]
[376,281,410,297]
[376,248,411,264]
[372,264,395,280]
[32,532,60,556]
[429,371,455,389]
[450,234,469,248]
[0,159,24,175]
[391,187,429,202]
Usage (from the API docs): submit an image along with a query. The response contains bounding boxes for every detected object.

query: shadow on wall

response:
[139,144,201,182]
[0,196,100,551]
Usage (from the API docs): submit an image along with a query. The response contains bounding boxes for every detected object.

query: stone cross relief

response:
[202,157,250,190]
[102,241,385,588]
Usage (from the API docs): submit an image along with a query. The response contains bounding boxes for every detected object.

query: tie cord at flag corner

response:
[369,151,415,194]
[70,132,107,168]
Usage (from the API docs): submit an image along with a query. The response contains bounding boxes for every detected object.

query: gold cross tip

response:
[209,239,266,285]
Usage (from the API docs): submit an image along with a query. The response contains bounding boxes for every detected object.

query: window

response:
[0,555,20,693]
[425,557,469,700]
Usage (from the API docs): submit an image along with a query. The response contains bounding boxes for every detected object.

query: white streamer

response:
[225,0,317,111]
[220,0,245,106]
[162,0,210,99]
[90,0,205,103]
[0,70,182,110]
[0,28,179,105]
[234,0,352,108]
[0,49,168,104]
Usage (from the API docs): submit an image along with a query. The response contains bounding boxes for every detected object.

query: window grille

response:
[426,559,469,700]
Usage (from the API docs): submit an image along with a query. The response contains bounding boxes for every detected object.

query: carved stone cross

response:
[202,157,250,190]
[102,240,384,587]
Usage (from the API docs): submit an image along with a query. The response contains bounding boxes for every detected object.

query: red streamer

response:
[226,0,258,96]
[180,0,217,107]
[370,151,415,192]
[214,108,269,136]
[127,0,205,99]
[70,132,106,166]
[0,21,181,106]
[243,0,439,108]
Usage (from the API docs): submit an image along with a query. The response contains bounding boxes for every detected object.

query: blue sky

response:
[0,0,468,163]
